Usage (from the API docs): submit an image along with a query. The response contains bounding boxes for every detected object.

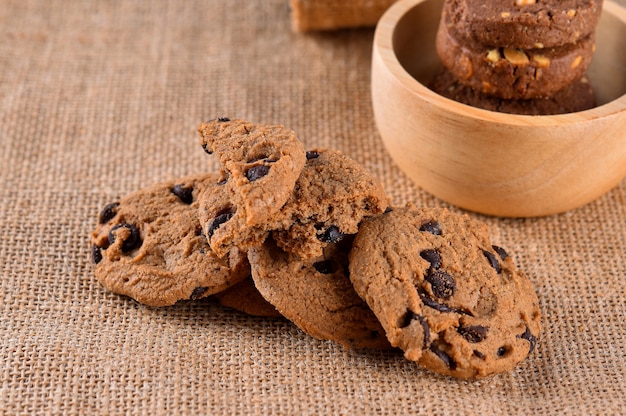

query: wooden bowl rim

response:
[374,0,626,127]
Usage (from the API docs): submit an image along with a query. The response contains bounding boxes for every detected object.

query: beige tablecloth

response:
[1,1,625,415]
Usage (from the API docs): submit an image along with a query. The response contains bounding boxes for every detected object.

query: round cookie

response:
[198,118,307,226]
[214,276,282,318]
[90,173,249,307]
[349,207,541,379]
[271,148,389,259]
[436,9,595,100]
[445,0,603,49]
[248,236,391,350]
[429,69,596,115]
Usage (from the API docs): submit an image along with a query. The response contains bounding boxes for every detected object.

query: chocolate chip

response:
[384,207,393,214]
[189,287,209,300]
[398,310,430,348]
[171,184,194,204]
[418,290,471,316]
[318,225,344,243]
[430,343,457,370]
[201,143,213,154]
[91,245,102,264]
[497,346,510,357]
[493,245,508,260]
[217,117,230,122]
[425,269,456,299]
[519,326,538,353]
[99,202,120,224]
[419,221,442,235]
[419,316,431,347]
[108,223,142,253]
[208,209,234,238]
[473,350,486,359]
[399,309,418,328]
[482,249,502,273]
[246,165,270,182]
[313,260,338,274]
[369,330,382,339]
[420,249,442,269]
[216,172,229,185]
[306,150,320,160]
[343,263,350,278]
[458,325,489,343]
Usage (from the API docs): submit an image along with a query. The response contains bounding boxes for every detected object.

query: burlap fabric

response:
[1,1,625,415]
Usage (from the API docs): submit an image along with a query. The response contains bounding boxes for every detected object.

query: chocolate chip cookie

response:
[349,207,541,378]
[197,118,307,257]
[271,148,389,259]
[249,236,391,350]
[445,0,603,49]
[198,118,307,226]
[436,8,595,99]
[90,173,249,307]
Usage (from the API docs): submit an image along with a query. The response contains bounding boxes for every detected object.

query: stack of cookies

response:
[90,118,541,379]
[431,0,603,115]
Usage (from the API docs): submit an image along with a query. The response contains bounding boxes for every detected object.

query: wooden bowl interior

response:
[587,2,626,105]
[373,0,626,216]
[392,0,626,106]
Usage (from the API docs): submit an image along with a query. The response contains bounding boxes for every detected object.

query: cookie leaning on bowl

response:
[349,207,541,379]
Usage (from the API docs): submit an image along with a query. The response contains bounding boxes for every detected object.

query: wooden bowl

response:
[372,0,626,217]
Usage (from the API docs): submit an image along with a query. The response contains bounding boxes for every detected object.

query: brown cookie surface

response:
[249,236,391,350]
[349,207,541,379]
[445,0,603,49]
[198,118,306,226]
[197,118,307,257]
[197,177,270,257]
[90,173,249,307]
[271,148,389,259]
[436,9,595,100]
[214,276,282,318]
[429,69,596,115]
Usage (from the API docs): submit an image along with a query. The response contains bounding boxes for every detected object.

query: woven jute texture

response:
[1,1,625,415]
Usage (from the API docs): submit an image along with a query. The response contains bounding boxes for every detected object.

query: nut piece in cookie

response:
[249,236,391,350]
[90,173,249,307]
[349,207,541,379]
[271,148,389,259]
[198,118,307,226]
